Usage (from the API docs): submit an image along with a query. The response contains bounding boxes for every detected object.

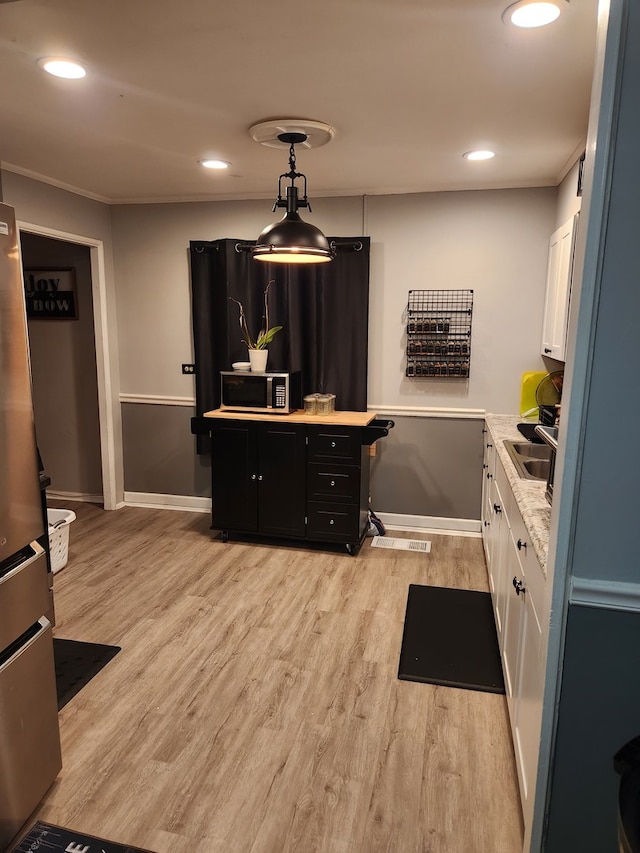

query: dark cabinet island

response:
[201,409,387,555]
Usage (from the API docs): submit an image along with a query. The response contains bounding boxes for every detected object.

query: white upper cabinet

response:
[541,213,579,362]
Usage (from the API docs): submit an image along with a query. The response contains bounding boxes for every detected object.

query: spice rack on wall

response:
[405,289,474,378]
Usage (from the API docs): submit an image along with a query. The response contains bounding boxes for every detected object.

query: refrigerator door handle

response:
[0,541,45,586]
[0,616,51,675]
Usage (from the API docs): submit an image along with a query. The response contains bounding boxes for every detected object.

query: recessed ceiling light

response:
[37,57,86,79]
[463,150,496,161]
[503,1,563,28]
[199,159,230,170]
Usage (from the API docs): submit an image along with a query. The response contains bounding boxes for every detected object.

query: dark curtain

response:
[189,237,370,452]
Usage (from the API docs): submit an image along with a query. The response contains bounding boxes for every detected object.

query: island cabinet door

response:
[257,423,306,538]
[210,421,258,532]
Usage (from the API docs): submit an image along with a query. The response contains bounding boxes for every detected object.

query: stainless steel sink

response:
[504,439,552,480]
[510,442,550,459]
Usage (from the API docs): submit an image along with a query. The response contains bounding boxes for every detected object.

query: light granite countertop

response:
[485,414,552,575]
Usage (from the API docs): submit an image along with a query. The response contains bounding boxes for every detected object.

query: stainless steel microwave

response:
[220,370,302,414]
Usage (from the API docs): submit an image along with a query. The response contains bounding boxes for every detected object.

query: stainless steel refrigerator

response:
[0,202,62,850]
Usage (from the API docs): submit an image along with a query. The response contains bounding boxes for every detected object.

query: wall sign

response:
[24,267,78,320]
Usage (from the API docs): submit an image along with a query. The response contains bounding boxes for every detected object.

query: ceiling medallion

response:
[249,119,335,150]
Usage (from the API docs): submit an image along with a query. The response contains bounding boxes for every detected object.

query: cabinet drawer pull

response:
[330,480,335,487]
[513,577,525,596]
[258,475,263,481]
[331,441,336,448]
[251,474,257,480]
[329,519,335,525]
[517,538,527,551]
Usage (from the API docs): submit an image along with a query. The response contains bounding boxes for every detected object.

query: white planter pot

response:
[249,348,268,373]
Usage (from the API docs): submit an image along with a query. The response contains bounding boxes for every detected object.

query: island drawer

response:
[307,427,360,463]
[306,502,359,540]
[307,464,359,502]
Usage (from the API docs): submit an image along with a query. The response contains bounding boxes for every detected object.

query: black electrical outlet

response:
[182,363,195,374]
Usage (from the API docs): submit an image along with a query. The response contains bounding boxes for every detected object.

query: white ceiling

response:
[0,0,598,204]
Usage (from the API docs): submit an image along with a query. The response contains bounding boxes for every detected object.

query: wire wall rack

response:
[405,289,474,378]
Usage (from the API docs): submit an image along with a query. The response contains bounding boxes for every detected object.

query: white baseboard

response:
[122,494,480,536]
[124,491,212,513]
[47,490,104,505]
[120,495,481,536]
[376,512,481,537]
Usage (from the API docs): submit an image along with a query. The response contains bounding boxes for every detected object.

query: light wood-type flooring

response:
[30,503,524,853]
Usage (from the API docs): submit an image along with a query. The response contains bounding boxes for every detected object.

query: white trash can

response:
[47,508,77,573]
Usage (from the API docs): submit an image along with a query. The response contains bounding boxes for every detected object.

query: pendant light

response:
[252,132,333,264]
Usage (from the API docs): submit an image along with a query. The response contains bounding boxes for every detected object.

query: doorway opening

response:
[18,223,121,510]
[21,232,102,503]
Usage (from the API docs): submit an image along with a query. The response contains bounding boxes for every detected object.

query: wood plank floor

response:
[32,503,523,853]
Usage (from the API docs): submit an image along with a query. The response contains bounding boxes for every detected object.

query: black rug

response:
[14,822,154,852]
[53,638,121,710]
[398,584,505,694]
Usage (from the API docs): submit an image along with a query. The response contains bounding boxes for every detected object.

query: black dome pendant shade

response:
[252,132,333,264]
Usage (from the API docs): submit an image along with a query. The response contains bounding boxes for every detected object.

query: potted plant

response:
[230,280,282,372]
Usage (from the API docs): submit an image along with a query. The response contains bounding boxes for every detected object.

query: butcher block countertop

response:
[203,408,377,427]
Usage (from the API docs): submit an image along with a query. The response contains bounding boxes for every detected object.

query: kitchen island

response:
[199,409,384,554]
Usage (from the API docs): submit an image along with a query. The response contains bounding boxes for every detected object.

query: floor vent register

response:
[371,537,432,552]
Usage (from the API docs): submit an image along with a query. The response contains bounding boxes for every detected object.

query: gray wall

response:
[545,605,640,853]
[110,186,556,517]
[121,406,484,521]
[3,170,124,503]
[121,403,209,496]
[369,416,483,519]
[568,6,640,585]
[2,171,562,517]
[541,1,640,848]
[21,232,103,497]
[110,188,556,414]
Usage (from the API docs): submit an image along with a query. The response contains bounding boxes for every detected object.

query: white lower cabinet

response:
[512,583,544,816]
[481,430,496,570]
[482,431,546,843]
[491,478,510,643]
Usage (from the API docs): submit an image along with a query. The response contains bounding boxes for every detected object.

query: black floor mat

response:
[398,584,505,694]
[13,822,154,853]
[53,638,121,710]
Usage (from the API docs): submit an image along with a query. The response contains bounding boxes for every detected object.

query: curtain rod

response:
[234,239,363,254]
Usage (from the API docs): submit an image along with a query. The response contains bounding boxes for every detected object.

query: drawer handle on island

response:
[517,538,527,551]
[513,577,526,596]
[251,474,257,480]
[331,441,336,448]
[329,519,335,525]
[258,475,263,481]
